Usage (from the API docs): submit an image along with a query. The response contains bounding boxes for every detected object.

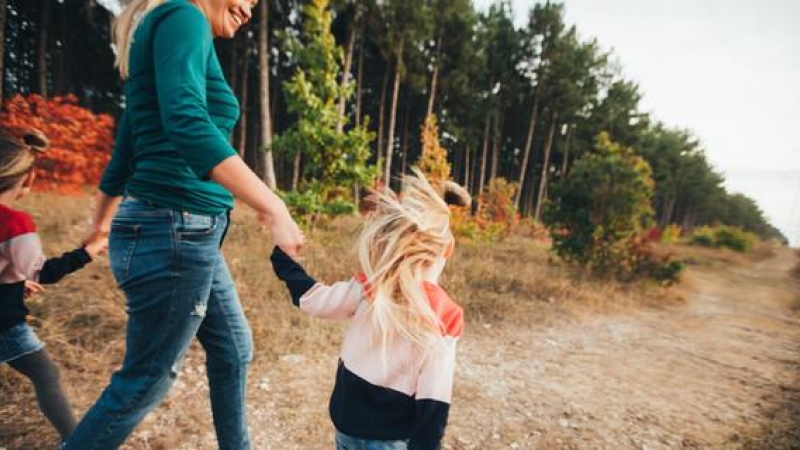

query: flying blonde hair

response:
[113,0,166,79]
[358,168,470,360]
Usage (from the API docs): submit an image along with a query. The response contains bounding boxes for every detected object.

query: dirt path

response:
[445,248,800,449]
[4,248,796,449]
[128,248,800,450]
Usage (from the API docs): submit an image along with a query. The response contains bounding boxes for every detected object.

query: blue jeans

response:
[64,198,253,449]
[335,430,408,450]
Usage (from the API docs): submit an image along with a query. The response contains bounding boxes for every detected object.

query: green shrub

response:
[689,225,758,253]
[545,133,662,281]
[661,224,682,244]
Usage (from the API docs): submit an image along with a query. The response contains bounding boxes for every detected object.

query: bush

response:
[690,225,758,253]
[1,94,115,193]
[661,224,682,244]
[451,178,519,242]
[280,187,356,228]
[545,133,656,277]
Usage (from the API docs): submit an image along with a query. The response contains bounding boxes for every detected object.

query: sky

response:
[474,0,800,245]
[98,0,800,244]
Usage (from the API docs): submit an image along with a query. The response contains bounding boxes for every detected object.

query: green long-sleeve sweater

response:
[99,0,239,215]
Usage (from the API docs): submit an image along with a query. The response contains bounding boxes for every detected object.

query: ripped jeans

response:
[64,198,253,450]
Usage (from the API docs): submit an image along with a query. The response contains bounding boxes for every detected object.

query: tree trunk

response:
[661,196,675,227]
[376,68,389,171]
[336,2,359,134]
[55,4,66,94]
[37,0,51,98]
[238,42,250,156]
[292,150,301,191]
[514,84,541,208]
[463,144,471,188]
[258,0,276,189]
[400,94,410,177]
[426,31,442,118]
[534,112,559,221]
[490,112,502,182]
[560,123,572,179]
[478,115,491,194]
[0,0,6,102]
[383,43,403,184]
[355,32,364,129]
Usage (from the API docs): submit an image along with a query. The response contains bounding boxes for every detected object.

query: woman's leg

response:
[64,203,224,450]
[196,255,253,450]
[8,348,76,440]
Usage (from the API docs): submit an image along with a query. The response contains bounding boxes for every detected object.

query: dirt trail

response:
[4,248,797,449]
[446,248,800,449]
[143,248,800,450]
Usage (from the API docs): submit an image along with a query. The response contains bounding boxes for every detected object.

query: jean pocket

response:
[109,222,140,282]
[175,211,217,240]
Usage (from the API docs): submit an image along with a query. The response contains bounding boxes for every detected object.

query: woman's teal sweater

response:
[100,0,240,215]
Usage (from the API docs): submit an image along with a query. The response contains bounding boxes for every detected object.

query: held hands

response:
[83,229,109,259]
[259,205,305,258]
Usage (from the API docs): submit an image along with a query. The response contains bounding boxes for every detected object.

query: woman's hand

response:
[208,156,306,255]
[261,206,305,258]
[83,233,109,259]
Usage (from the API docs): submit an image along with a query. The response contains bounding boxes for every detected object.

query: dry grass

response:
[1,193,683,449]
[661,242,750,268]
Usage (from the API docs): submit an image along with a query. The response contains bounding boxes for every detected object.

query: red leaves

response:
[1,94,115,194]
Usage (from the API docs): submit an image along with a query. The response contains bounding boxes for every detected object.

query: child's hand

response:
[24,280,45,298]
[83,235,109,259]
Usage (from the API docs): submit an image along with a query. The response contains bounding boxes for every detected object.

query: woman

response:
[63,0,303,448]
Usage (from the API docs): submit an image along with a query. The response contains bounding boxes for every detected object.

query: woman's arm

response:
[209,157,303,256]
[83,192,121,247]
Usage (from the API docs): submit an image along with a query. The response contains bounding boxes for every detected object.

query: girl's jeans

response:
[64,198,253,450]
[335,430,409,450]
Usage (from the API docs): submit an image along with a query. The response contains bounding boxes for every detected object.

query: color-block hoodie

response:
[0,204,92,331]
[271,247,463,450]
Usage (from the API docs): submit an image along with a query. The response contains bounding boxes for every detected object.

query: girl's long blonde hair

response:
[113,0,166,79]
[358,169,469,358]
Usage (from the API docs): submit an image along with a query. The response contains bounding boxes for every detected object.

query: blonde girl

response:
[271,169,471,450]
[0,130,106,445]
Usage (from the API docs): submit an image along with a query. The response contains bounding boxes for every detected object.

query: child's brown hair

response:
[0,129,49,193]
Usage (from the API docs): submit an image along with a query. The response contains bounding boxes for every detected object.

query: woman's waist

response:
[125,174,233,216]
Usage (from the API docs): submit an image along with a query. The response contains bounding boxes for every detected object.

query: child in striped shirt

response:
[271,169,471,450]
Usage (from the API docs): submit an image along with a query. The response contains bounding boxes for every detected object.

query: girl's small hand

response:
[24,280,45,298]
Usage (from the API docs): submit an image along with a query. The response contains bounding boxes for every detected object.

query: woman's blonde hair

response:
[0,130,49,193]
[113,0,166,79]
[358,169,470,359]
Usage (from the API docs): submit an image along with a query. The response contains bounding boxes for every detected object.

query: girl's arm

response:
[270,246,362,319]
[409,341,459,449]
[3,212,94,285]
[37,248,93,284]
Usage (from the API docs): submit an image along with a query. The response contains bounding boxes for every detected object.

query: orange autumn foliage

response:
[1,94,115,194]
